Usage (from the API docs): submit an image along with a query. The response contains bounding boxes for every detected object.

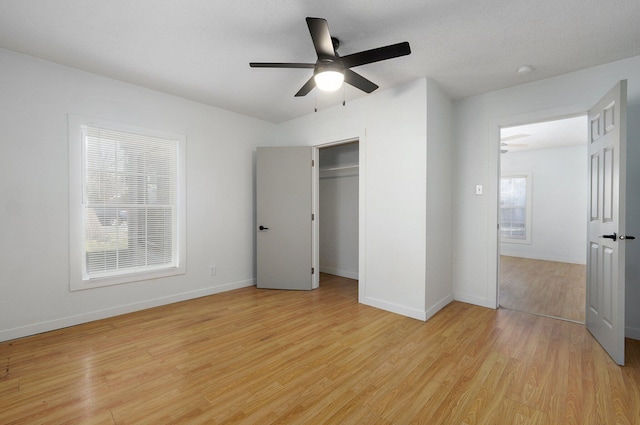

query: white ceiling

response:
[1,1,639,123]
[501,115,588,153]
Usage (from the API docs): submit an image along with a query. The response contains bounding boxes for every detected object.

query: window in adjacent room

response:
[500,173,532,244]
[69,116,186,290]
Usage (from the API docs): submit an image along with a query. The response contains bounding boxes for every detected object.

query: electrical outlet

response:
[209,265,217,276]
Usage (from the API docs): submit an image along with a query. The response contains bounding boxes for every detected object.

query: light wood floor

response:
[2,273,639,424]
[500,256,586,323]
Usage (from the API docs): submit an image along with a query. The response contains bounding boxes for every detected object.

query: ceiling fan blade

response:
[250,62,315,69]
[295,76,316,97]
[341,41,411,68]
[344,69,378,93]
[306,17,335,59]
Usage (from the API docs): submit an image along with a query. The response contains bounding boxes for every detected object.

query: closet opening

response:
[316,140,359,291]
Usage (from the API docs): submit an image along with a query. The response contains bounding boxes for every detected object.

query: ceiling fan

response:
[500,142,529,153]
[500,133,529,153]
[250,17,411,97]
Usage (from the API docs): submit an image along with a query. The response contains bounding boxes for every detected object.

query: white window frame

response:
[69,115,186,290]
[500,171,532,245]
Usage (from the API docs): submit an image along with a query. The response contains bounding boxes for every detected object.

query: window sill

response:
[70,265,186,291]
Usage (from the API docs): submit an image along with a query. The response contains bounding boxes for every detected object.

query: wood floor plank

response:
[500,256,586,322]
[1,274,639,424]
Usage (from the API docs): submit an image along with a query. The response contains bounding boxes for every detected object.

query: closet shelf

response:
[319,164,359,179]
[320,165,359,172]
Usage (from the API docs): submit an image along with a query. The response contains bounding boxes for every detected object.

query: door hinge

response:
[312,213,315,221]
[312,159,315,167]
[312,267,315,274]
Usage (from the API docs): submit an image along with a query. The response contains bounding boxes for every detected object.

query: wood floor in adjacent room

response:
[499,256,586,323]
[2,273,639,424]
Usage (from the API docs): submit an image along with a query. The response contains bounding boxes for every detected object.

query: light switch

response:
[475,184,483,195]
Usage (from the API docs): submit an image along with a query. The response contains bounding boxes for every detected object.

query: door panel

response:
[586,80,627,365]
[588,242,599,311]
[256,146,313,290]
[590,155,599,220]
[603,147,614,221]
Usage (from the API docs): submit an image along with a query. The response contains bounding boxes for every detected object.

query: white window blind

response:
[82,125,178,279]
[500,173,532,244]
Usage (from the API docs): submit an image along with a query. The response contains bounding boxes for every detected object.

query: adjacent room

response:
[499,116,588,323]
[1,1,640,423]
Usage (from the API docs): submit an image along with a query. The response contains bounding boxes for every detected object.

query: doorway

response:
[317,141,359,289]
[498,116,588,322]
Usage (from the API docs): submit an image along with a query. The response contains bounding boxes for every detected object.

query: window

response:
[500,173,532,244]
[69,116,186,290]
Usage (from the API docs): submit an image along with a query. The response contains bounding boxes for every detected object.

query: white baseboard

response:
[0,279,256,343]
[360,295,427,321]
[626,326,640,341]
[360,293,456,322]
[453,292,497,309]
[426,293,455,320]
[319,267,358,280]
[500,253,586,265]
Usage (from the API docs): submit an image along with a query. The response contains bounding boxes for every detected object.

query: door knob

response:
[600,233,617,241]
[620,235,636,240]
[259,225,269,231]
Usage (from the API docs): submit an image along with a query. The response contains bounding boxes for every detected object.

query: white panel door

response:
[256,147,314,290]
[586,80,627,365]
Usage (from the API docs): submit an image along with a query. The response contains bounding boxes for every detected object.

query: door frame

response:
[489,103,594,308]
[311,132,365,301]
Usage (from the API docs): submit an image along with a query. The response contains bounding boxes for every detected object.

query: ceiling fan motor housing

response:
[314,58,345,75]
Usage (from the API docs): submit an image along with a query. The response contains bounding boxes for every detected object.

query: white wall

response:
[0,50,455,340]
[0,49,276,341]
[452,55,640,336]
[425,79,455,318]
[501,144,587,264]
[278,78,454,320]
[626,104,640,339]
[7,43,637,340]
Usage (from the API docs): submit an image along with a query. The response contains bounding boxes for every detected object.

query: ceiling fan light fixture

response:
[314,70,344,91]
[314,62,344,92]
